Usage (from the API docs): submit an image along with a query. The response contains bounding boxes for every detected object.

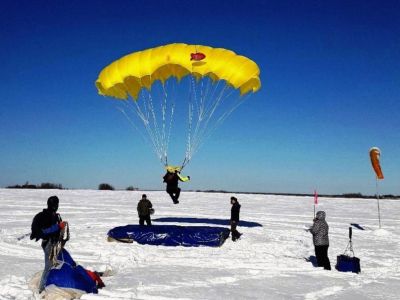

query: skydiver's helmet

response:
[47,196,59,212]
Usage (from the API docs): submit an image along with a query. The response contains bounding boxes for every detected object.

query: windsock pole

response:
[376,178,382,228]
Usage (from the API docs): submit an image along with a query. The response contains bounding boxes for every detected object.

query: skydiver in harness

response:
[163,166,190,204]
[30,196,68,293]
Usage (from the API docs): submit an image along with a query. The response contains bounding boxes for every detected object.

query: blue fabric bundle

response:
[46,249,98,293]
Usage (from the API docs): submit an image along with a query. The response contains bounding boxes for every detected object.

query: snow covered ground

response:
[0,188,399,299]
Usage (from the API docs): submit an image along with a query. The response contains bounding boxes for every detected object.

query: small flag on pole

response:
[314,190,318,205]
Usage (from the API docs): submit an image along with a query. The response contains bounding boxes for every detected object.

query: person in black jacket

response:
[137,194,153,226]
[230,196,242,241]
[163,169,190,204]
[30,196,67,293]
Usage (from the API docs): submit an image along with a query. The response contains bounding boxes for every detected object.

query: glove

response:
[187,176,191,180]
[59,221,67,230]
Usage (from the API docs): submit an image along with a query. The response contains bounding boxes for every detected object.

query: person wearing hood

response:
[309,210,331,270]
[230,196,242,241]
[30,196,67,293]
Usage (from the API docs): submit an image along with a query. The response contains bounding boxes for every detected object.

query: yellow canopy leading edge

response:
[95,43,261,100]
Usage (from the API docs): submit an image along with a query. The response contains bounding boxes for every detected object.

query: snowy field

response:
[0,188,399,300]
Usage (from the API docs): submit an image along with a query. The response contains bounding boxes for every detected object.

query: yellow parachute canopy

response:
[165,165,182,173]
[369,147,384,180]
[95,43,261,100]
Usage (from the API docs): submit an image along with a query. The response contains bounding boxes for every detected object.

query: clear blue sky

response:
[1,0,399,194]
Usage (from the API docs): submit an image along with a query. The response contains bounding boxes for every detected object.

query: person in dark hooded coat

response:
[309,210,331,270]
[30,196,67,292]
[230,196,242,241]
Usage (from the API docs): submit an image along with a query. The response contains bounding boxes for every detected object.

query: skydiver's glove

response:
[187,176,191,180]
[59,221,67,230]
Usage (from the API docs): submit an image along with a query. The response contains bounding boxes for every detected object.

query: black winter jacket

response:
[163,172,180,189]
[231,202,241,222]
[30,209,62,243]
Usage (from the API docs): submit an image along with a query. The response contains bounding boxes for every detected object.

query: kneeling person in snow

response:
[137,194,153,226]
[30,195,67,293]
[309,211,331,270]
[230,196,242,241]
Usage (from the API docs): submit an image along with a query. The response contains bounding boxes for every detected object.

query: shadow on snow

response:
[153,217,263,228]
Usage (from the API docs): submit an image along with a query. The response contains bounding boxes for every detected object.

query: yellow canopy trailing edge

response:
[95,43,261,100]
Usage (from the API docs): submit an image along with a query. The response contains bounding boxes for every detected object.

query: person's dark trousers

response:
[139,215,152,226]
[230,221,241,241]
[315,245,331,270]
[167,187,181,203]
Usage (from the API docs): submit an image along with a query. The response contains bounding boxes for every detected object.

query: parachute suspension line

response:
[144,73,165,164]
[50,222,70,266]
[183,74,212,168]
[147,92,166,164]
[204,93,250,143]
[183,76,214,165]
[118,104,150,144]
[182,75,197,168]
[184,97,193,169]
[133,98,164,165]
[117,102,162,165]
[161,83,167,165]
[190,83,229,160]
[195,76,215,151]
[161,81,175,167]
[183,76,229,166]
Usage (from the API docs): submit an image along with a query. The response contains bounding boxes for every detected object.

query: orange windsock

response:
[369,147,384,179]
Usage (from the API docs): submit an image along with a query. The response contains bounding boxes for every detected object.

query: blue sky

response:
[1,0,399,194]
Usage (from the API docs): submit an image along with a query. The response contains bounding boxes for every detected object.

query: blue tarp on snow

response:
[45,249,98,294]
[108,225,231,247]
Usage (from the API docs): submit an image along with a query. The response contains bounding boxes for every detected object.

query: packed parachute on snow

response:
[95,43,261,170]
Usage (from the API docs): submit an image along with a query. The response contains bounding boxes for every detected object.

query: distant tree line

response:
[98,183,139,191]
[5,182,397,198]
[6,181,139,191]
[7,182,63,189]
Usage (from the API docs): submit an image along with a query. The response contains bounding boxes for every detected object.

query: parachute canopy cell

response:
[95,43,261,100]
